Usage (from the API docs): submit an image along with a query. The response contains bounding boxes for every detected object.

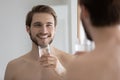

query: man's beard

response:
[81,18,93,41]
[29,32,53,48]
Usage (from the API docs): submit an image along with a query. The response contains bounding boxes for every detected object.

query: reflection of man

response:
[4,5,73,80]
[66,0,120,80]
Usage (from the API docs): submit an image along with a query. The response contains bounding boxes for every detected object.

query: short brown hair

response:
[26,5,57,27]
[79,0,120,27]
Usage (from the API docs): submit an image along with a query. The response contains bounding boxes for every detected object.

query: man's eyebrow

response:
[33,22,54,25]
[33,22,42,25]
[47,22,53,24]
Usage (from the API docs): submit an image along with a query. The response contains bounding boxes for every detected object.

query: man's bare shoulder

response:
[4,53,29,80]
[52,46,74,60]
[52,46,75,68]
[9,54,28,64]
[67,51,99,69]
[66,51,120,80]
[53,47,68,54]
[66,52,97,80]
[52,46,72,57]
[7,54,28,69]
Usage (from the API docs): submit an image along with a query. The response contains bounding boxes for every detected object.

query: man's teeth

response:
[39,36,48,38]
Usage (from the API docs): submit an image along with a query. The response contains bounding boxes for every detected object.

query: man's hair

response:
[79,0,120,27]
[26,5,57,27]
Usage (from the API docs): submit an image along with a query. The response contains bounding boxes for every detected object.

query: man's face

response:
[27,13,56,48]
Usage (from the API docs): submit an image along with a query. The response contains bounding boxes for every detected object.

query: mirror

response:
[0,0,78,79]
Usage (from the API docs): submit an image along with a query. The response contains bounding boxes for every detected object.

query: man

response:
[4,5,73,80]
[66,0,120,80]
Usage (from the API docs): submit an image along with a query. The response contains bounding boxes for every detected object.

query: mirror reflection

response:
[0,0,78,80]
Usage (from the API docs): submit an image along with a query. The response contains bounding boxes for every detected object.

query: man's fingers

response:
[40,55,57,61]
[40,58,57,66]
[39,55,57,69]
[40,61,56,69]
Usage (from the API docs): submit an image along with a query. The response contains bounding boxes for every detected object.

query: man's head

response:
[26,5,57,48]
[78,0,120,41]
[79,0,120,27]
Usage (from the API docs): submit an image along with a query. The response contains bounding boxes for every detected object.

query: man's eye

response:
[34,24,42,27]
[46,22,53,27]
[47,25,52,27]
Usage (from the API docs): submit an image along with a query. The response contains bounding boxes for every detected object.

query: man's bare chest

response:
[13,64,43,80]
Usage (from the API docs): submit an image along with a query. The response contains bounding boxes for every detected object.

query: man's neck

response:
[92,25,120,45]
[29,42,39,61]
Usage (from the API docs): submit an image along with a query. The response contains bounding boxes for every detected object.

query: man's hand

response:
[39,54,57,69]
[39,54,63,80]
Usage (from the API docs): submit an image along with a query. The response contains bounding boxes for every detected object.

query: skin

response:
[66,5,120,80]
[4,13,73,80]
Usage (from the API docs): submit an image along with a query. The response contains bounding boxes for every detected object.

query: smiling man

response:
[4,5,73,80]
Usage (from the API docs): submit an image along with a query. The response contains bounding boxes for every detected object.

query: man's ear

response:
[26,26,30,33]
[80,5,89,19]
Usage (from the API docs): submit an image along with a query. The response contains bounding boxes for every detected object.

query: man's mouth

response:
[40,36,48,39]
[37,35,49,39]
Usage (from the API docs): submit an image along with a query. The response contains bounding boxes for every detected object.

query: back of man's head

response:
[79,0,120,27]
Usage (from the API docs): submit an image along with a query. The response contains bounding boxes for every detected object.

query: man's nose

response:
[40,26,48,33]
